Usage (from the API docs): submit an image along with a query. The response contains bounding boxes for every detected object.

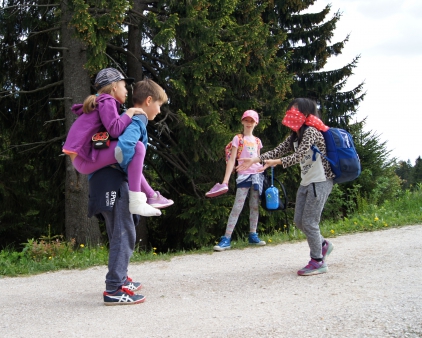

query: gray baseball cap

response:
[94,68,135,90]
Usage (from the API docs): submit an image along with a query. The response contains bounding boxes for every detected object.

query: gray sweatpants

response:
[294,179,333,260]
[101,181,137,291]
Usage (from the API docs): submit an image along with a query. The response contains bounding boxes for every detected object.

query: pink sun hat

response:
[241,110,259,124]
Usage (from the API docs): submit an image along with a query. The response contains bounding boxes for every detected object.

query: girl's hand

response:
[257,159,280,172]
[126,108,147,118]
[236,157,258,171]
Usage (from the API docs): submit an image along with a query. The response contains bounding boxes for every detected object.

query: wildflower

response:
[153,247,157,250]
[153,252,157,255]
[48,256,52,260]
[268,239,272,243]
[369,224,372,226]
[374,217,379,221]
[330,229,335,234]
[284,224,287,228]
[384,223,388,227]
[80,244,85,248]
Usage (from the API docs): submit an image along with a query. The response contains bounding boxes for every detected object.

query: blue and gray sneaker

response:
[103,287,145,306]
[248,232,266,246]
[213,236,231,251]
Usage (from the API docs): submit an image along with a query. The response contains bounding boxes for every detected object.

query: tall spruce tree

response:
[0,0,66,248]
[271,1,365,126]
[256,1,369,219]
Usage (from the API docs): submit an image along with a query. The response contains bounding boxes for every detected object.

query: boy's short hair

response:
[132,79,168,105]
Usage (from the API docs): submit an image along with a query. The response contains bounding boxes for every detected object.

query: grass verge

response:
[1,188,421,277]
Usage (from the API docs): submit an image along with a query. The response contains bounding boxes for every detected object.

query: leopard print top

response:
[259,127,335,179]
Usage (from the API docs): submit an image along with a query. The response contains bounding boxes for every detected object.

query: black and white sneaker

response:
[122,276,142,292]
[103,287,145,306]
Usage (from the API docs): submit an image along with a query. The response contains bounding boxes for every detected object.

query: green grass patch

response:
[1,188,421,277]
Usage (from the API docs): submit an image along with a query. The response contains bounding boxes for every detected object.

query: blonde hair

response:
[132,79,168,106]
[82,83,115,114]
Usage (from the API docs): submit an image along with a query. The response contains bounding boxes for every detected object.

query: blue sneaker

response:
[248,233,266,246]
[213,236,231,251]
[103,287,146,306]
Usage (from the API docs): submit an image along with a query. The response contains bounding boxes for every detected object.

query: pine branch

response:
[28,26,60,38]
[106,43,140,63]
[0,4,58,10]
[4,81,64,96]
[5,135,65,154]
[43,119,65,126]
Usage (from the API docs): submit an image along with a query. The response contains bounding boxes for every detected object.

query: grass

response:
[1,188,421,278]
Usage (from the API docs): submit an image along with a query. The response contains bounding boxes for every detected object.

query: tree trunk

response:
[61,1,102,245]
[128,1,149,248]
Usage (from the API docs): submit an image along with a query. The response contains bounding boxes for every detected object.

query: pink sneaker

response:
[205,183,229,198]
[147,191,174,209]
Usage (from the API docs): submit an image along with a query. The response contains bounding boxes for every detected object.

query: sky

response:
[305,0,422,163]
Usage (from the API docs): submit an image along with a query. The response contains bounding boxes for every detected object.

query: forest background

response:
[1,0,421,252]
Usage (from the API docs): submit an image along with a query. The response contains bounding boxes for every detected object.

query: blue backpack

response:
[311,128,361,184]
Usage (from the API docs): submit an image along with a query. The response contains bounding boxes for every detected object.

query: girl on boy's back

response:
[63,68,173,217]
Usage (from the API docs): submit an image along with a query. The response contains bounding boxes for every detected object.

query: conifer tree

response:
[413,157,422,187]
[258,1,369,216]
[0,1,66,247]
[270,1,365,126]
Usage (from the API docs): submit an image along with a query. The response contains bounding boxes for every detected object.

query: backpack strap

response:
[236,134,244,160]
[311,145,336,167]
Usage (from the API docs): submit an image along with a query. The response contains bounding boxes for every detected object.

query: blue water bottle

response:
[265,167,279,210]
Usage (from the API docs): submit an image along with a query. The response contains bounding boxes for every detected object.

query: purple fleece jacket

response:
[62,94,132,163]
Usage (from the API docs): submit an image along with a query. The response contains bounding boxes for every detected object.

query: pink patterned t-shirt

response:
[231,135,263,175]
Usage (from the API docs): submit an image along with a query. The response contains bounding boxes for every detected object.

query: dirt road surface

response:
[1,225,421,338]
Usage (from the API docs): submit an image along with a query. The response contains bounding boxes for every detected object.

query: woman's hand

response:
[257,159,280,172]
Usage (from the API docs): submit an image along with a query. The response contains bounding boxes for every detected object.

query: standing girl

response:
[206,110,266,251]
[238,98,334,276]
[63,68,170,217]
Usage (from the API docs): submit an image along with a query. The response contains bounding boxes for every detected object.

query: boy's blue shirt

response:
[116,114,148,173]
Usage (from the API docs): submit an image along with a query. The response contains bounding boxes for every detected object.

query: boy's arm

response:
[115,119,143,173]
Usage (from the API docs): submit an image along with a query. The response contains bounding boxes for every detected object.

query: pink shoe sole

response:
[149,200,174,209]
[205,188,228,198]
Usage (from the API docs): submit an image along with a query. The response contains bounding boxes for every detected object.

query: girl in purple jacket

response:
[63,68,172,217]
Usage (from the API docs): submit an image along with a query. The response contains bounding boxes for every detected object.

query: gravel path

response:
[1,225,422,338]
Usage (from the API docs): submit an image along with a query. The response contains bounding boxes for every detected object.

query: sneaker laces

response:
[121,287,135,296]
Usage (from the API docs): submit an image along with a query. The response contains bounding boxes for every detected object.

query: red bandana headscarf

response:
[281,108,329,132]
